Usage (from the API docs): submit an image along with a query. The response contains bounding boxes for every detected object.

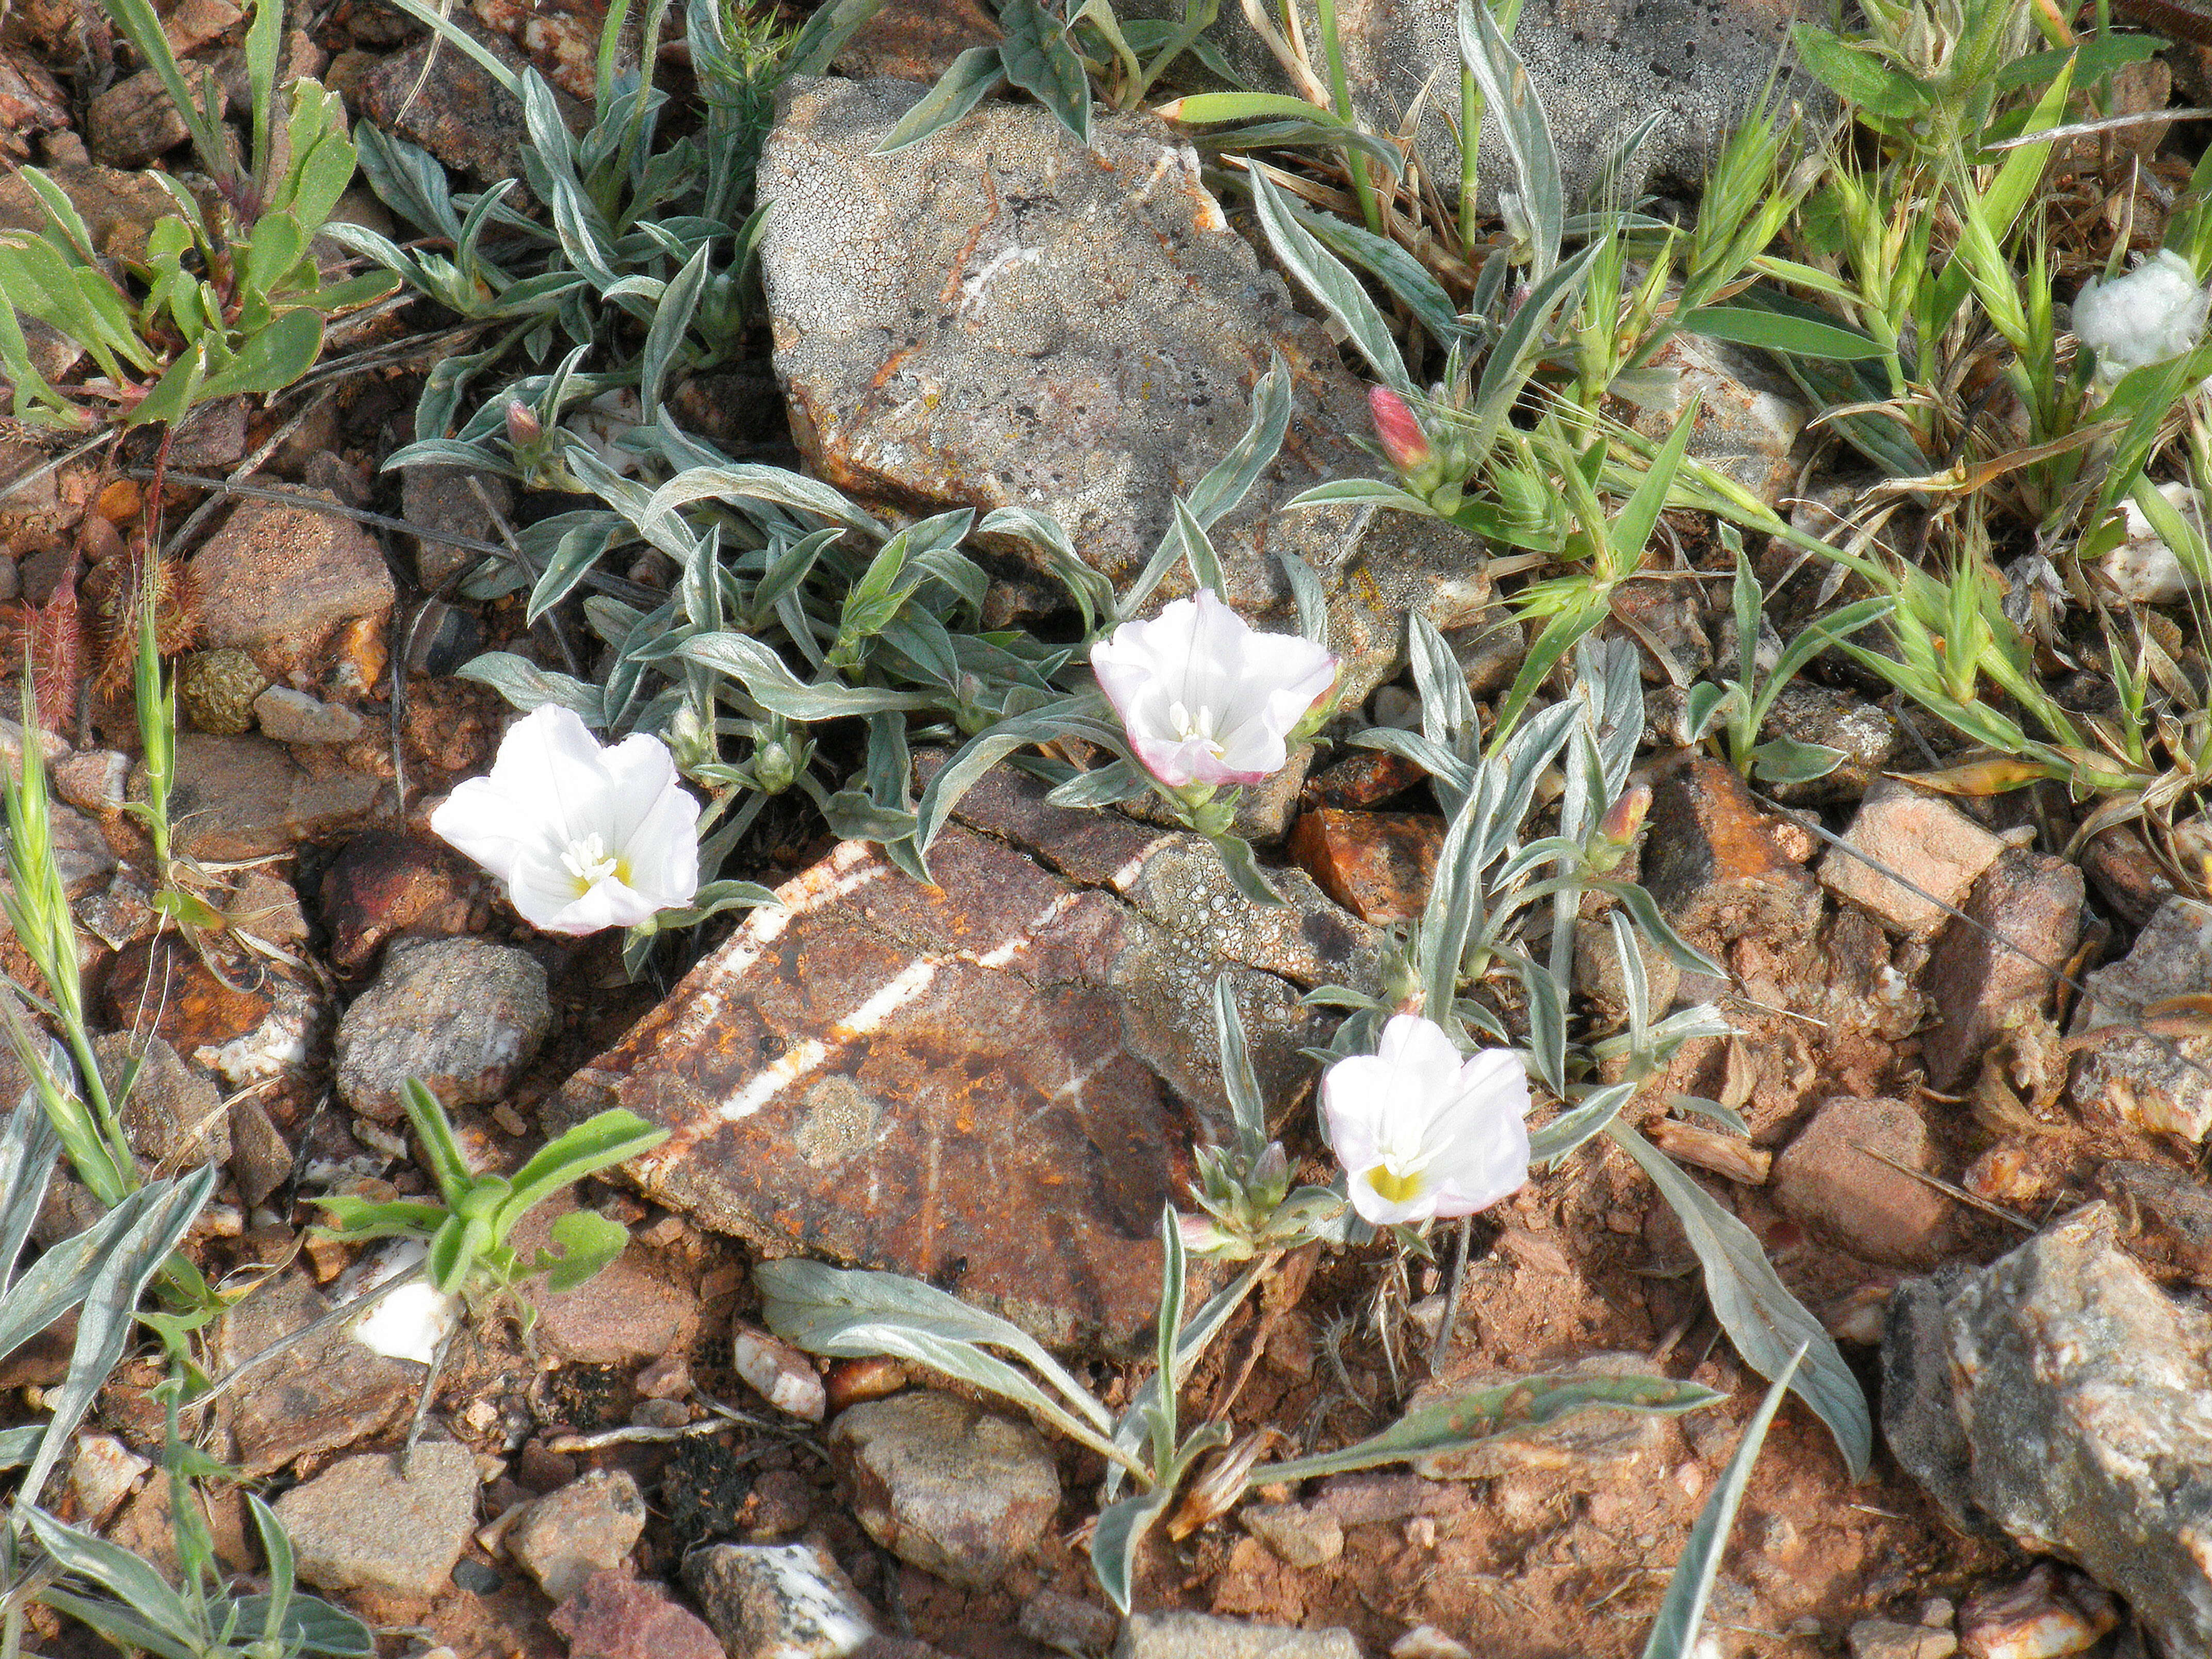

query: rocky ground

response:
[5,0,2212,1656]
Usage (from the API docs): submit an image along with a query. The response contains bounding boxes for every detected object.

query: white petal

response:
[1345,1164,1439,1228]
[430,776,536,884]
[351,1279,458,1365]
[1318,1052,1392,1172]
[622,781,702,907]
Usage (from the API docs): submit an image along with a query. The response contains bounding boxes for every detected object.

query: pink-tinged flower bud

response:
[1369,386,1434,476]
[505,399,543,449]
[1600,782,1652,845]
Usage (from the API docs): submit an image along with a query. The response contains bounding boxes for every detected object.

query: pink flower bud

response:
[1600,782,1652,844]
[505,399,543,448]
[1368,386,1434,475]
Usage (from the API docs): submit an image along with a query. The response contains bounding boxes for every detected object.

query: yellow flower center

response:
[560,834,630,897]
[1366,1165,1425,1205]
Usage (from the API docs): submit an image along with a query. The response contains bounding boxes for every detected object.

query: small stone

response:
[508,1470,646,1602]
[217,1271,418,1477]
[1641,753,1821,942]
[1404,1352,1673,1484]
[1957,1566,2117,1659]
[271,1441,479,1599]
[51,748,127,816]
[1019,1589,1118,1658]
[92,1032,229,1167]
[1312,1472,1461,1527]
[1759,682,1902,803]
[1389,1629,1472,1659]
[68,1432,150,1524]
[1112,1614,1360,1659]
[1302,747,1426,809]
[733,1322,826,1422]
[1771,1097,1950,1267]
[1818,780,2005,937]
[510,1192,701,1365]
[2069,896,2212,1141]
[683,1541,876,1659]
[319,829,482,976]
[155,734,385,860]
[636,1351,693,1400]
[253,687,366,745]
[1240,1501,1343,1568]
[35,800,118,894]
[400,464,513,591]
[1919,849,2082,1091]
[334,937,551,1122]
[362,19,582,186]
[0,713,69,783]
[2080,823,2172,927]
[87,62,223,168]
[1286,809,1443,923]
[190,491,394,681]
[100,934,271,1058]
[1625,330,1806,506]
[827,1389,1060,1590]
[549,1570,726,1659]
[739,1467,816,1539]
[632,1398,690,1428]
[1848,1621,1956,1659]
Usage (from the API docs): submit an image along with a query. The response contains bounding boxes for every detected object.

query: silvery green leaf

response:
[1183,351,1293,531]
[1408,610,1478,751]
[784,0,891,75]
[1283,477,1436,515]
[1294,206,1465,349]
[913,695,1119,856]
[1209,834,1284,906]
[1508,947,1568,1098]
[640,242,711,424]
[999,0,1091,145]
[756,1258,1114,1434]
[526,521,621,627]
[1247,168,1412,395]
[1526,1082,1631,1165]
[1749,738,1847,785]
[1089,1489,1171,1615]
[1586,879,1725,979]
[1668,1095,1750,1136]
[457,653,606,723]
[1170,498,1226,596]
[647,464,886,538]
[1471,238,1602,446]
[1456,0,1562,282]
[0,1093,62,1294]
[1047,759,1151,808]
[1276,550,1328,647]
[1684,679,1737,742]
[979,507,1113,632]
[0,1424,39,1467]
[229,1592,376,1659]
[23,1509,198,1639]
[17,1164,216,1516]
[1212,975,1267,1156]
[875,45,1006,152]
[1610,908,1650,1054]
[678,632,937,720]
[1256,1369,1719,1484]
[1639,1352,1800,1659]
[1605,1120,1871,1478]
[818,789,920,842]
[1346,727,1474,796]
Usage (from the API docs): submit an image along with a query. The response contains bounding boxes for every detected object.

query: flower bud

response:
[504,399,543,449]
[753,736,800,795]
[1178,1211,1250,1260]
[1369,386,1438,486]
[666,704,717,774]
[1249,1140,1291,1209]
[1599,782,1652,845]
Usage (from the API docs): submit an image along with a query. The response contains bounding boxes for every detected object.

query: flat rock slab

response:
[757,77,1484,697]
[272,1442,478,1601]
[546,768,1375,1353]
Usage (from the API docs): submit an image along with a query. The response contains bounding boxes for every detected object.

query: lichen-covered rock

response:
[757,77,1485,700]
[334,936,551,1121]
[683,1543,875,1659]
[177,649,270,736]
[1884,1204,2212,1657]
[544,762,1376,1354]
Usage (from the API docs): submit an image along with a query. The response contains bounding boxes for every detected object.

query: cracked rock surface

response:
[543,765,1376,1354]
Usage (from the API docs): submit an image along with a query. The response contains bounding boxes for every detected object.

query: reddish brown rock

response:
[1818,779,2005,937]
[1771,1096,1950,1267]
[157,734,387,860]
[101,933,273,1056]
[319,830,483,977]
[1301,747,1427,809]
[549,1571,725,1659]
[835,0,1001,81]
[1287,808,1442,923]
[1640,753,1821,943]
[544,768,1374,1354]
[1919,849,2083,1092]
[190,490,395,682]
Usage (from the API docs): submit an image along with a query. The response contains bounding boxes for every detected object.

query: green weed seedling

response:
[311,1079,669,1320]
[0,0,391,432]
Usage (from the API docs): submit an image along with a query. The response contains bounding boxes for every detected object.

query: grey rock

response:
[361,18,585,187]
[1770,1096,1950,1267]
[335,937,551,1122]
[683,1542,876,1659]
[227,1091,293,1208]
[252,687,367,745]
[216,1271,418,1477]
[508,1469,647,1602]
[757,77,1487,702]
[400,464,513,591]
[1759,681,1902,804]
[1623,330,1807,506]
[1240,1501,1343,1568]
[1130,0,1820,215]
[2069,896,2212,1142]
[86,61,223,168]
[68,1433,151,1526]
[1818,779,2005,937]
[1020,1590,1119,1658]
[1878,1264,1979,1535]
[1889,1205,2212,1656]
[92,1033,230,1168]
[272,1441,478,1599]
[827,1390,1060,1589]
[1920,848,2081,1092]
[1113,1614,1361,1659]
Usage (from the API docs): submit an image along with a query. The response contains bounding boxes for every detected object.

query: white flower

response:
[2073,251,2211,381]
[2105,482,2204,604]
[1320,1014,1531,1228]
[344,1240,458,1365]
[565,387,644,478]
[431,705,700,935]
[1089,589,1338,789]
